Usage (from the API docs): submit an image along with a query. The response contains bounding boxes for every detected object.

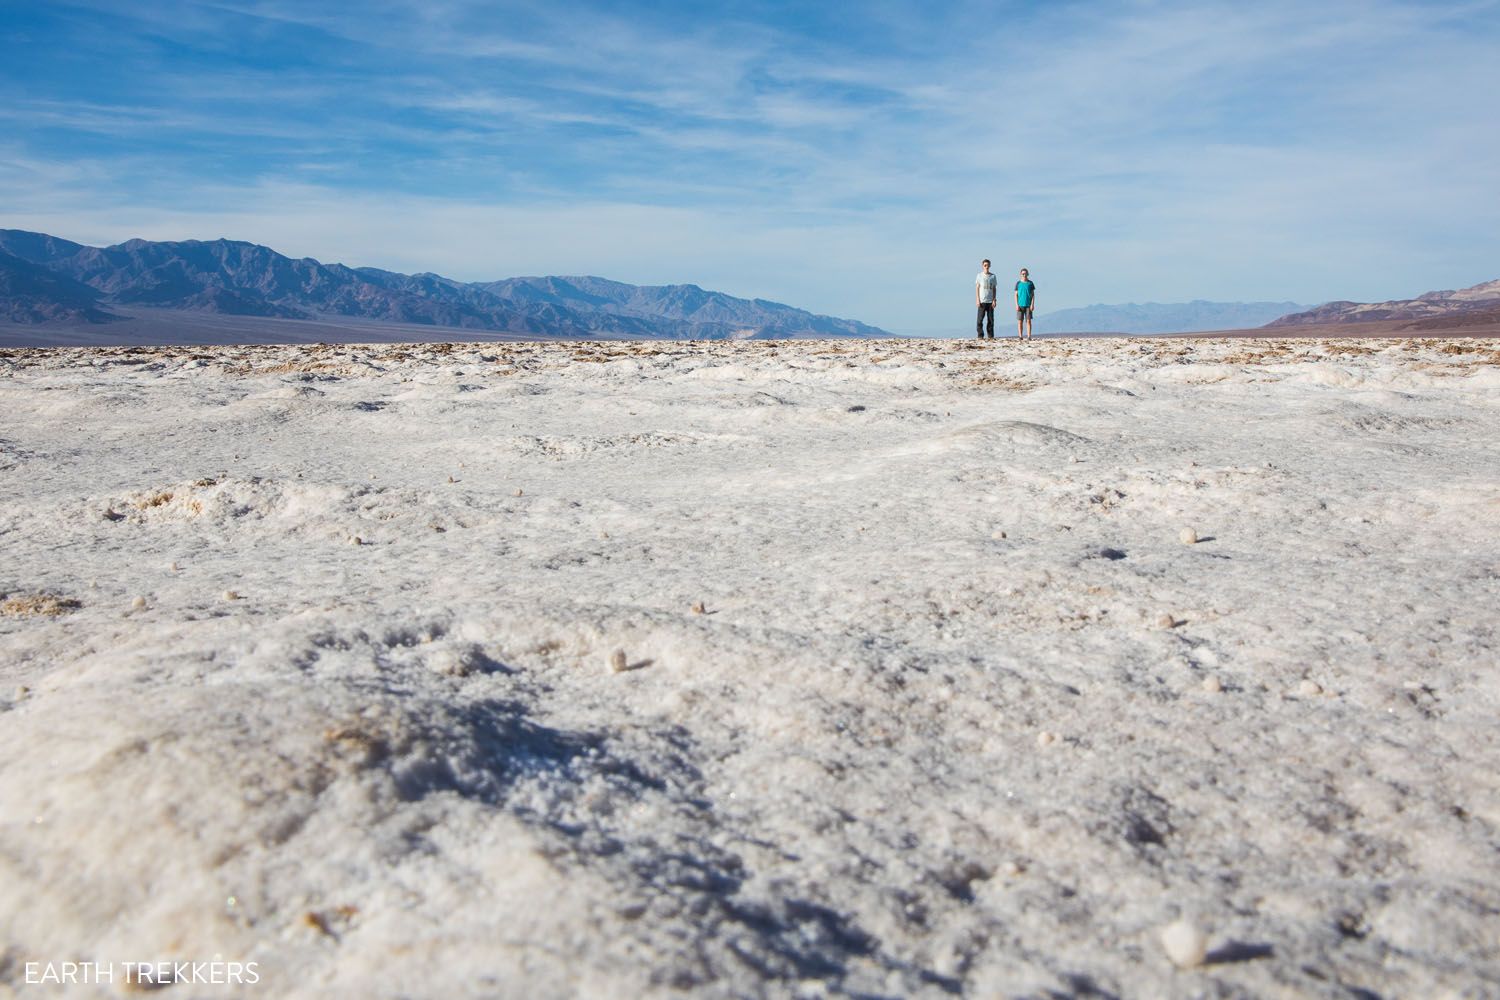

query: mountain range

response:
[0,230,887,340]
[1031,278,1500,335]
[1266,278,1500,330]
[3,228,1496,342]
[1033,300,1310,335]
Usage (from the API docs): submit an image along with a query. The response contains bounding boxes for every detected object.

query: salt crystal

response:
[431,647,475,677]
[1160,918,1209,968]
[1179,527,1198,545]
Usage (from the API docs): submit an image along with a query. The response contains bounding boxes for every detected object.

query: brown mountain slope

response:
[1268,278,1500,326]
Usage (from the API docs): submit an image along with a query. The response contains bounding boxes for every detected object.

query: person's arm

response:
[976,279,981,307]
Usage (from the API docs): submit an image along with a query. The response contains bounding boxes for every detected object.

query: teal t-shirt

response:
[1015,280,1035,307]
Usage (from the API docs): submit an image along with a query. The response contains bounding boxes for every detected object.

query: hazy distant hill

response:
[0,230,888,341]
[1035,300,1308,335]
[1266,278,1500,327]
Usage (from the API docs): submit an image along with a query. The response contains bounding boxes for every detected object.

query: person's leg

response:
[1017,307,1025,339]
[986,303,995,338]
[1024,308,1033,339]
[976,303,985,338]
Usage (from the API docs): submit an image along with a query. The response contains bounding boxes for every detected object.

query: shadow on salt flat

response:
[385,702,930,991]
[1205,941,1275,966]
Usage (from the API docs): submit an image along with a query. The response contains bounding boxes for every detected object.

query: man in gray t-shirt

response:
[974,259,997,339]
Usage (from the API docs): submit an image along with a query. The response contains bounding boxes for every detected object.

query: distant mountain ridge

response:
[1035,300,1309,335]
[1266,278,1500,328]
[0,249,122,325]
[0,230,888,340]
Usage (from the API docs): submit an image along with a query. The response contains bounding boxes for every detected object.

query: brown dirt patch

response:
[1,593,83,617]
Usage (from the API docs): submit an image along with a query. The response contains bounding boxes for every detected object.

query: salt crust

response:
[1,336,1498,997]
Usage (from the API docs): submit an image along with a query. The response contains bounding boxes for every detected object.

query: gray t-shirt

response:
[976,271,998,304]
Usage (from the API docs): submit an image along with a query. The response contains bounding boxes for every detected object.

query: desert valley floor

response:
[1,337,1498,998]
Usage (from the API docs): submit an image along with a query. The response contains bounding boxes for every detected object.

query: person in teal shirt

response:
[1015,268,1036,340]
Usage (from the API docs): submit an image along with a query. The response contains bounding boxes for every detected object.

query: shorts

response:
[1017,306,1034,319]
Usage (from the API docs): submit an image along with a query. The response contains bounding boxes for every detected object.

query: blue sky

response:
[2,0,1497,331]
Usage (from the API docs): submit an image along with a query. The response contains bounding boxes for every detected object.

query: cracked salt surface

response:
[1,336,1498,997]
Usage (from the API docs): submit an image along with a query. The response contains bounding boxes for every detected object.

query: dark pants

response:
[976,302,995,337]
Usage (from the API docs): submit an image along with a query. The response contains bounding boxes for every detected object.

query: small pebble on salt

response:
[1298,679,1322,697]
[608,649,628,673]
[223,590,240,601]
[1036,730,1057,747]
[349,535,363,546]
[1157,613,1176,628]
[992,530,1007,540]
[131,596,147,610]
[1160,918,1209,968]
[1201,676,1223,694]
[514,488,524,497]
[1179,527,1198,545]
[690,601,706,615]
[168,561,180,572]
